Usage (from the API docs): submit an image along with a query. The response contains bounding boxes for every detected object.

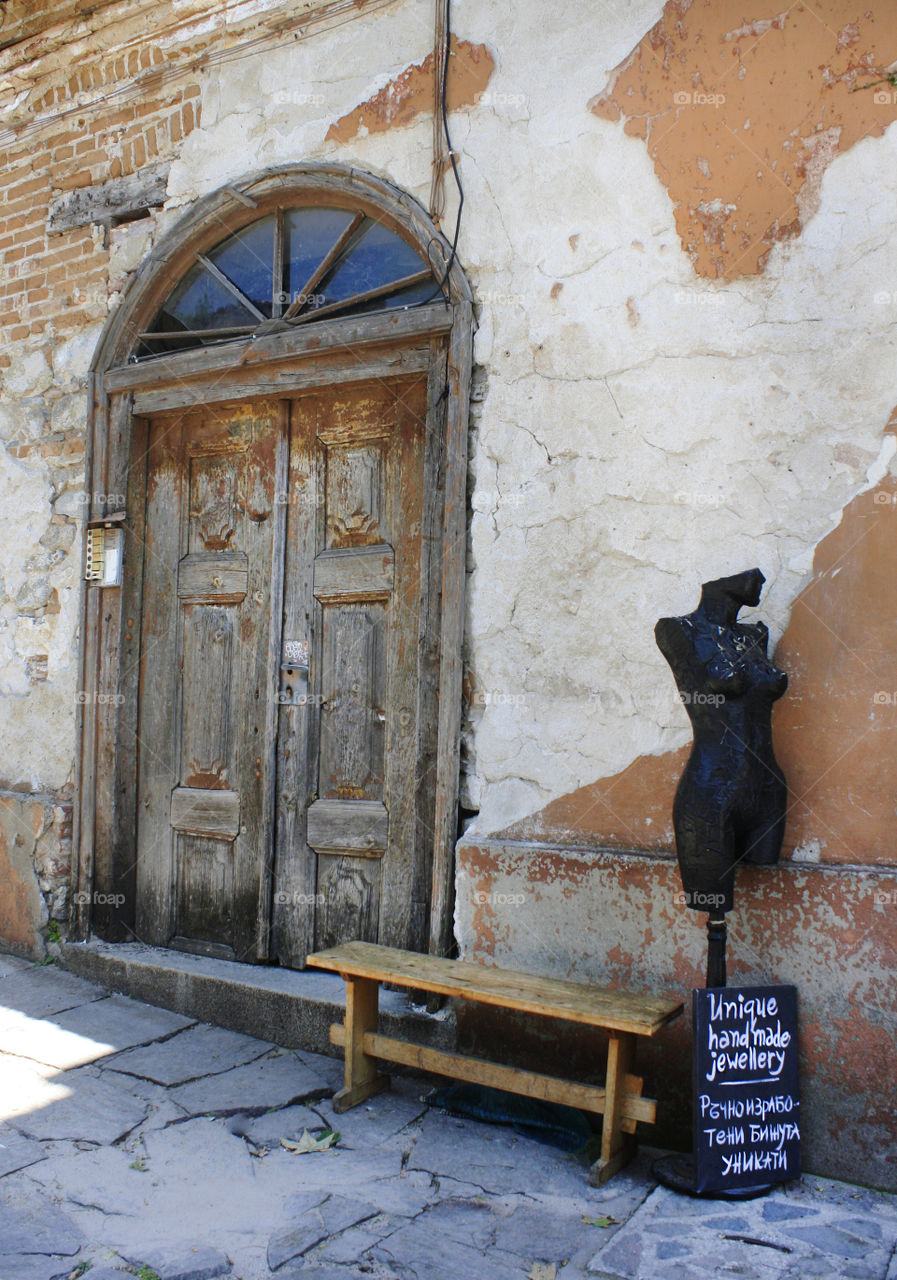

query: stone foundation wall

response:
[0,789,72,957]
[455,837,897,1191]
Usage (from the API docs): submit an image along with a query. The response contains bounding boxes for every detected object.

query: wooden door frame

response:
[71,162,472,961]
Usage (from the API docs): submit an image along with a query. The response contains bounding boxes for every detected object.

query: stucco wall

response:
[1,2,896,961]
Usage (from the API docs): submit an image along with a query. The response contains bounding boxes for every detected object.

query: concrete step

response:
[57,940,455,1059]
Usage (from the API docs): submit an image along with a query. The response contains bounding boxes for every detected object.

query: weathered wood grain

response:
[169,788,241,839]
[329,1025,655,1125]
[313,546,395,602]
[429,301,474,958]
[308,942,684,1035]
[177,551,249,603]
[306,799,388,853]
[104,305,448,392]
[48,164,169,234]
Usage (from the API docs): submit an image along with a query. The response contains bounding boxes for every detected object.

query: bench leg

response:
[589,1031,638,1187]
[333,975,390,1114]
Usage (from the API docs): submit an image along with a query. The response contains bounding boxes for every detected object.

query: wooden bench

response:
[306,941,683,1185]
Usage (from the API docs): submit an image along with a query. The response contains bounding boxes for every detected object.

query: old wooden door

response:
[271,376,435,968]
[135,398,284,961]
[134,376,435,966]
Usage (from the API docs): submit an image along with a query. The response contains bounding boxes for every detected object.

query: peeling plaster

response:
[589,0,897,278]
[497,473,897,867]
[326,38,494,144]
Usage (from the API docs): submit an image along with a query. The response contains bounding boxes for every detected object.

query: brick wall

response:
[0,75,201,354]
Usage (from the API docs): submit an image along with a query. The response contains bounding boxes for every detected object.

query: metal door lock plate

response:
[278,639,309,705]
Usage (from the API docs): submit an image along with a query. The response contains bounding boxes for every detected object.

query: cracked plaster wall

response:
[171,0,897,856]
[2,0,897,950]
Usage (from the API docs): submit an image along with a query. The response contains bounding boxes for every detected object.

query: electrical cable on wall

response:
[422,0,464,305]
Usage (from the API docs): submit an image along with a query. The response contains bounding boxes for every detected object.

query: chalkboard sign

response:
[693,984,800,1193]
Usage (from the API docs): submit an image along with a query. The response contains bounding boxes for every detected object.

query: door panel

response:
[135,379,436,968]
[272,377,433,965]
[135,400,284,961]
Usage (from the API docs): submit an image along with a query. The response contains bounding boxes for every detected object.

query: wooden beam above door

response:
[104,304,452,395]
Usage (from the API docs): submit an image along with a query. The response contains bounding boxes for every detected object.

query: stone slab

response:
[168,1050,330,1117]
[370,1218,528,1280]
[1,995,195,1069]
[0,1128,46,1178]
[0,957,33,978]
[282,1148,429,1218]
[94,1120,287,1258]
[0,1255,83,1280]
[587,1181,897,1279]
[0,968,106,1025]
[277,1269,367,1280]
[0,1186,83,1256]
[9,1067,149,1145]
[122,1245,232,1280]
[225,1103,326,1147]
[406,1108,587,1198]
[107,1023,274,1085]
[76,1269,134,1280]
[313,1086,428,1149]
[0,1057,72,1127]
[315,1215,408,1265]
[267,1193,378,1270]
[24,1144,162,1217]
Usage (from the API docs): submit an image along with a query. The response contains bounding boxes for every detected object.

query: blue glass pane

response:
[208,216,275,318]
[134,205,440,359]
[285,207,356,306]
[160,262,256,331]
[319,220,426,305]
[345,277,444,318]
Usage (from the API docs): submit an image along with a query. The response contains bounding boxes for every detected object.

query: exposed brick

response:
[5,176,48,203]
[43,242,93,268]
[99,107,137,130]
[81,149,113,170]
[53,170,95,192]
[182,102,195,134]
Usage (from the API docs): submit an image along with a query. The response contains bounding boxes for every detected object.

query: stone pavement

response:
[1,953,896,1280]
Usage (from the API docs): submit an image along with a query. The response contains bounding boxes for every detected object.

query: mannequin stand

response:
[652,910,771,1199]
[706,914,727,989]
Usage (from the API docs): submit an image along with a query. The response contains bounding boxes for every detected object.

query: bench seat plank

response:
[307,941,682,1035]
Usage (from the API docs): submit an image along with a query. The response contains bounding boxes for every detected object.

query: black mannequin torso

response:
[655,569,788,914]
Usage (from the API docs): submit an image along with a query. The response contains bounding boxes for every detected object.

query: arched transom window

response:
[134,204,445,359]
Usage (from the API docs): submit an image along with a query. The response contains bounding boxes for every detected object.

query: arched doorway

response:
[73,163,472,967]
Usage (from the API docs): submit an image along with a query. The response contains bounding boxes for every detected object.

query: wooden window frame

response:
[72,163,472,961]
